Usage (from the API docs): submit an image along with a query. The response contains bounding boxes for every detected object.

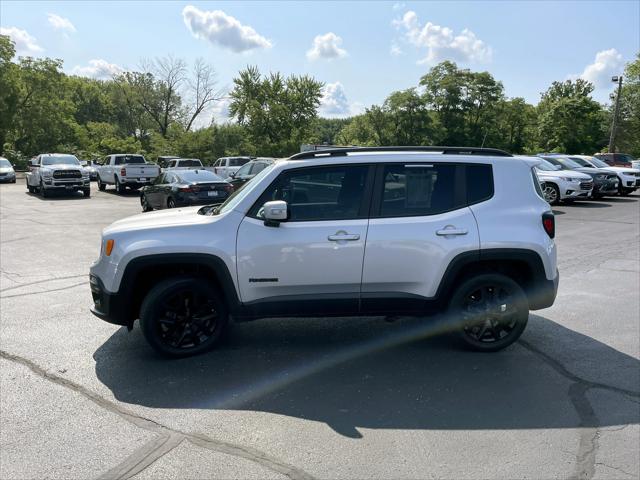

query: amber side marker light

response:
[105,239,115,256]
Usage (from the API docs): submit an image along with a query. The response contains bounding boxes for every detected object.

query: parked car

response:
[26,153,91,197]
[163,158,215,172]
[532,158,593,205]
[89,146,559,358]
[96,154,160,194]
[80,160,99,181]
[0,157,16,183]
[212,156,251,178]
[540,155,618,199]
[140,169,233,211]
[225,157,275,190]
[570,155,640,196]
[593,153,636,167]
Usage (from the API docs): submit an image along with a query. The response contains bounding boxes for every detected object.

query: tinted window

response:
[178,170,222,182]
[251,165,368,221]
[114,155,145,165]
[178,159,202,167]
[466,164,494,204]
[379,164,461,217]
[229,157,250,167]
[235,163,252,176]
[251,162,269,174]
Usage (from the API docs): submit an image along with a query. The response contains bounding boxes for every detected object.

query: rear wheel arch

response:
[117,253,240,326]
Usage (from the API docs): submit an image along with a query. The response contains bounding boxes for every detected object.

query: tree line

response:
[1,34,638,168]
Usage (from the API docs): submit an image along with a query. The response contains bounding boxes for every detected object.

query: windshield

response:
[536,159,561,171]
[177,170,223,182]
[588,157,610,168]
[568,157,590,167]
[114,155,145,165]
[543,156,581,170]
[0,159,11,167]
[204,163,275,215]
[42,155,80,166]
[177,159,202,167]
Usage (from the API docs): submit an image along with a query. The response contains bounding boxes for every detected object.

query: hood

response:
[536,169,591,180]
[41,163,82,170]
[103,206,217,235]
[0,167,14,174]
[602,166,640,175]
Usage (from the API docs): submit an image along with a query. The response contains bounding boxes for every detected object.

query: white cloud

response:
[71,59,123,79]
[182,5,272,53]
[0,26,43,55]
[306,32,348,61]
[393,11,492,64]
[390,43,404,56]
[320,82,362,118]
[47,13,76,33]
[392,2,406,10]
[578,49,624,89]
[211,97,232,123]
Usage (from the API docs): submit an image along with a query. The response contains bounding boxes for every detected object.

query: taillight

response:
[120,167,126,176]
[542,212,555,238]
[224,184,234,193]
[178,185,197,193]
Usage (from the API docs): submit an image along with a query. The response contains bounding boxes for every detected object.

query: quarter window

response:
[466,164,494,204]
[378,164,462,217]
[251,165,369,221]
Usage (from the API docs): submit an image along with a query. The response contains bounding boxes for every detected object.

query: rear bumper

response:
[529,269,559,310]
[89,275,129,326]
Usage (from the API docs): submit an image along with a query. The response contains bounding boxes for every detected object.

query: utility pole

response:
[608,75,623,153]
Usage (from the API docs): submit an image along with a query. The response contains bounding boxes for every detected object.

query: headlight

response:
[41,169,52,178]
[566,177,584,182]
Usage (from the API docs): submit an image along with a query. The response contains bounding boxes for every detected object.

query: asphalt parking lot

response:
[1,181,638,480]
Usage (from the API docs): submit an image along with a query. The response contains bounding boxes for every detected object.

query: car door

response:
[146,173,165,207]
[360,162,480,314]
[236,164,374,315]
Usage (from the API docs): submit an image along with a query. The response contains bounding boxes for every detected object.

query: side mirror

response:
[229,171,236,178]
[263,200,288,227]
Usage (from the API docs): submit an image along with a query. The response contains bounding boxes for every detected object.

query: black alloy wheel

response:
[140,277,228,358]
[450,273,529,352]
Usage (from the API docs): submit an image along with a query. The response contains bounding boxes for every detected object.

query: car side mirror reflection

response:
[263,200,288,227]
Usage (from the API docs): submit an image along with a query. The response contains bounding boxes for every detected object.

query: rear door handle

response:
[328,232,360,241]
[436,227,468,236]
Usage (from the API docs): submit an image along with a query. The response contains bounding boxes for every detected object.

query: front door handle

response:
[436,226,468,236]
[328,231,360,241]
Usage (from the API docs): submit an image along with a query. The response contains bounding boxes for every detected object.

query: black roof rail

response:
[289,146,512,160]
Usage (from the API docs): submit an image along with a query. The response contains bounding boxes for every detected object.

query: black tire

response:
[619,186,631,197]
[167,197,176,209]
[40,180,48,198]
[115,176,125,194]
[83,188,91,198]
[11,178,16,183]
[448,273,529,352]
[139,277,229,358]
[98,177,106,191]
[26,180,33,193]
[141,193,153,212]
[543,183,560,205]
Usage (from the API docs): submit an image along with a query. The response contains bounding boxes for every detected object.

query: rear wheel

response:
[139,277,229,358]
[167,197,176,209]
[83,187,91,198]
[141,193,153,212]
[449,273,529,352]
[115,176,125,194]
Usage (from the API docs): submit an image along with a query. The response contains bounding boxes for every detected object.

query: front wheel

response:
[40,180,48,198]
[139,277,229,358]
[543,183,560,205]
[97,177,106,191]
[83,188,91,198]
[619,186,632,197]
[449,273,529,352]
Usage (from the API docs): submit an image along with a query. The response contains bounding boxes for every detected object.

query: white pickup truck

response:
[97,154,160,194]
[163,158,215,172]
[212,156,251,178]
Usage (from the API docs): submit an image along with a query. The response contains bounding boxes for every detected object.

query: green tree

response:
[537,79,606,153]
[0,35,20,153]
[229,66,323,156]
[612,53,640,156]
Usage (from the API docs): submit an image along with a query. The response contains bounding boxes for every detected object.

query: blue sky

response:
[1,1,638,122]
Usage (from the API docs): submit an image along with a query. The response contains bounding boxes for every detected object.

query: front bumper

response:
[559,181,592,199]
[122,177,154,187]
[592,178,619,195]
[89,274,129,326]
[0,173,16,182]
[43,178,90,189]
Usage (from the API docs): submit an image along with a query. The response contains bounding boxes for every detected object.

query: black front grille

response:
[53,170,81,179]
[606,175,617,180]
[580,182,593,190]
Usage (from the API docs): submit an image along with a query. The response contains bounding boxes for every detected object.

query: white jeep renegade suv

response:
[89,147,559,357]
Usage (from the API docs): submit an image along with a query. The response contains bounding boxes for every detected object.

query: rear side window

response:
[229,157,250,167]
[530,167,545,199]
[466,164,494,204]
[378,164,463,217]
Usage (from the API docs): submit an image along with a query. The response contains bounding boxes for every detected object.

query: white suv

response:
[89,147,559,358]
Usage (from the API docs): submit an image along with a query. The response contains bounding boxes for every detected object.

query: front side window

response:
[378,164,462,217]
[235,163,252,177]
[251,165,369,221]
[251,162,269,174]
